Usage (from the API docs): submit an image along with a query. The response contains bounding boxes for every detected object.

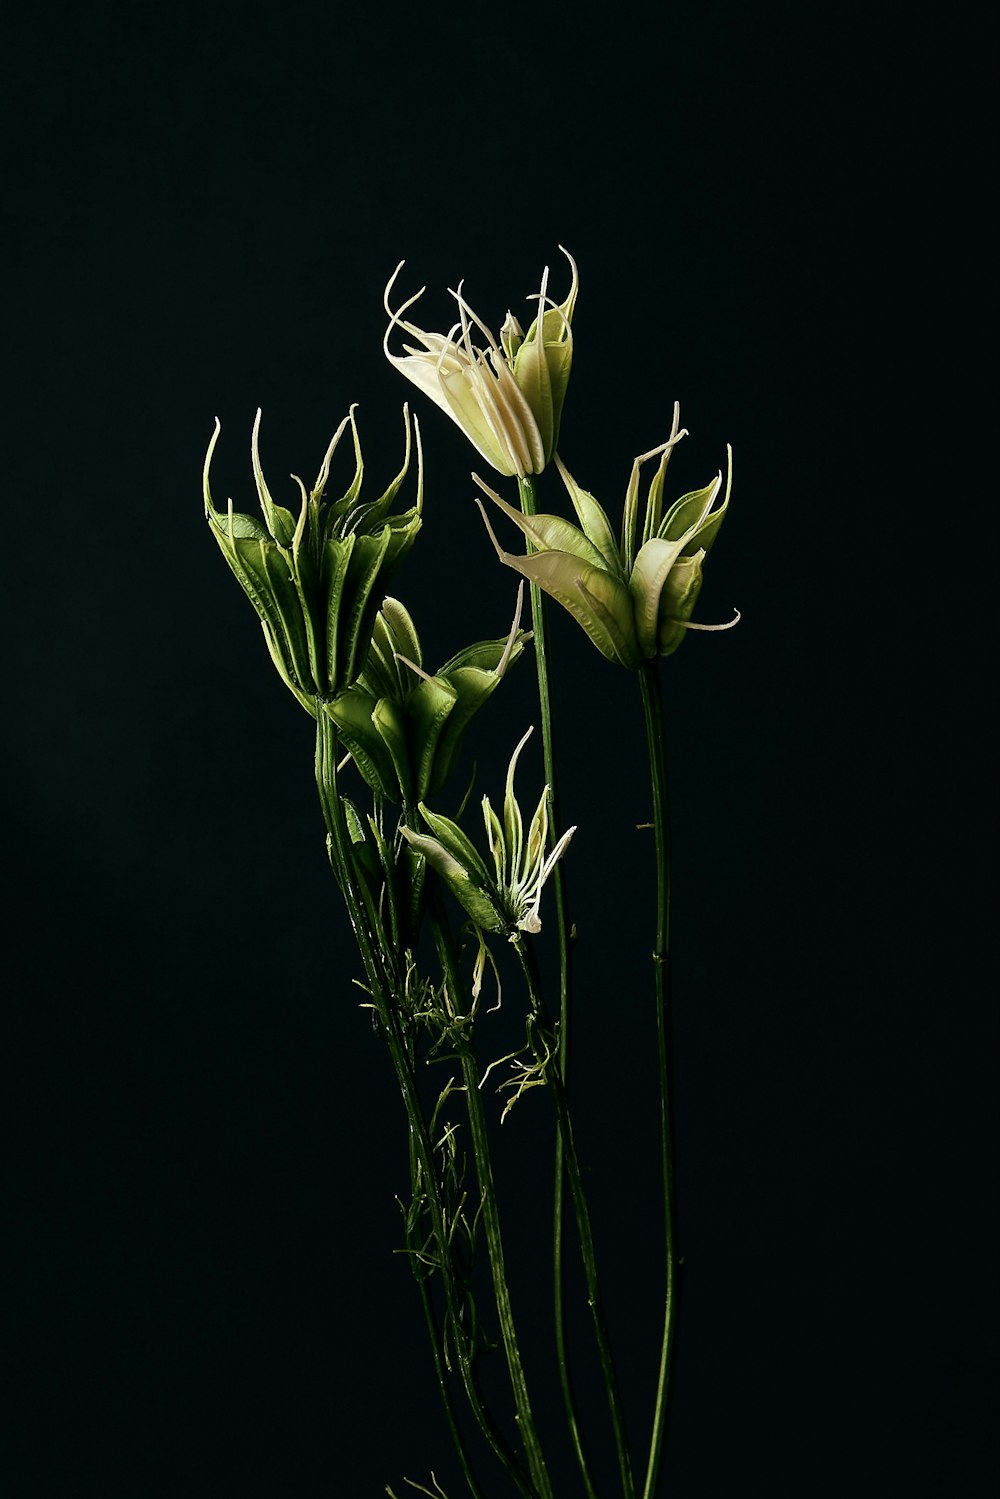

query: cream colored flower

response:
[475,404,737,666]
[383,250,578,478]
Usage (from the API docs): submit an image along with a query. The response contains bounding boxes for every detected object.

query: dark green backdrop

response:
[5,2,993,1495]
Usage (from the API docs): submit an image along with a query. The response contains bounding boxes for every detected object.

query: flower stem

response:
[314,706,532,1497]
[636,663,679,1499]
[405,1130,485,1499]
[516,473,585,1483]
[429,897,554,1499]
[515,935,635,1499]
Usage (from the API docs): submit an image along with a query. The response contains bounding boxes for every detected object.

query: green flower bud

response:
[475,404,737,668]
[328,589,530,805]
[383,250,578,477]
[204,406,423,709]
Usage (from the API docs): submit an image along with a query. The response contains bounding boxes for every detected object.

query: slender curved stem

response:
[515,935,635,1499]
[636,663,679,1499]
[430,897,554,1499]
[314,707,533,1497]
[516,473,587,1485]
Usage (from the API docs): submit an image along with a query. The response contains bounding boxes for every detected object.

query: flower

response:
[327,586,531,804]
[204,405,423,708]
[383,249,579,477]
[475,404,737,667]
[402,728,575,937]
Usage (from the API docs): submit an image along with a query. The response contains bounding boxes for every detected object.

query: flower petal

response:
[476,478,611,572]
[630,536,690,658]
[553,456,624,577]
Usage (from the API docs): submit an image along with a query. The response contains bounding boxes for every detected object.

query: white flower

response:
[383,250,578,478]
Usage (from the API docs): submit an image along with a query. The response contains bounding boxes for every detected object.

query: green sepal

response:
[416,806,493,889]
[659,477,721,546]
[349,408,418,530]
[423,633,527,798]
[554,459,624,577]
[257,541,314,690]
[621,456,644,574]
[436,631,525,677]
[371,695,413,804]
[402,826,505,934]
[425,663,508,797]
[510,255,577,460]
[322,407,365,532]
[261,620,318,716]
[379,508,423,578]
[487,489,610,573]
[630,536,690,659]
[657,550,705,657]
[511,321,557,461]
[683,501,727,558]
[501,750,524,878]
[322,533,356,695]
[360,598,422,700]
[286,523,324,688]
[324,696,397,801]
[483,796,507,888]
[338,512,422,690]
[220,535,312,692]
[574,575,640,668]
[206,523,275,626]
[408,675,459,804]
[251,410,299,546]
[341,528,393,686]
[210,508,270,542]
[516,550,637,666]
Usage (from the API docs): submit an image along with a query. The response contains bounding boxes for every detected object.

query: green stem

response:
[636,663,679,1499]
[430,898,554,1499]
[314,707,532,1497]
[515,936,635,1499]
[517,473,585,1484]
[405,1132,485,1499]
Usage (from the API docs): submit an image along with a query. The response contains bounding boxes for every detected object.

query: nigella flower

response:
[475,404,738,667]
[401,728,575,938]
[383,249,578,477]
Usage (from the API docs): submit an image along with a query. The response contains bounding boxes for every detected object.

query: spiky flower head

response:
[476,403,737,668]
[204,406,422,709]
[384,249,578,477]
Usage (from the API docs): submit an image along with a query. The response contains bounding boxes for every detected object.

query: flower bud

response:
[204,406,422,709]
[476,403,737,667]
[328,588,530,804]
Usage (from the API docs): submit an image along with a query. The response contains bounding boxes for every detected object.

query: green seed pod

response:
[204,406,423,709]
[476,403,737,666]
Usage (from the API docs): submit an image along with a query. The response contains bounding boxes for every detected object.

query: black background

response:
[5,2,994,1495]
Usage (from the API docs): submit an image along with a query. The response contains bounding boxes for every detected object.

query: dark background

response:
[4,2,994,1495]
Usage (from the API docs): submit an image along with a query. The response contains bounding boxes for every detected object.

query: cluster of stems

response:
[308,470,680,1498]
